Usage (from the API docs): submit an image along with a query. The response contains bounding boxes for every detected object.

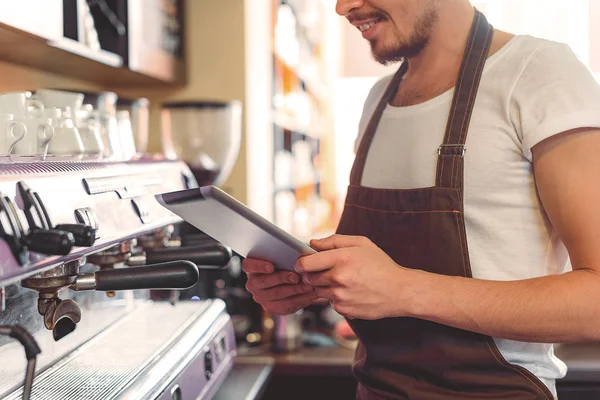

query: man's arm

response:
[409,128,600,343]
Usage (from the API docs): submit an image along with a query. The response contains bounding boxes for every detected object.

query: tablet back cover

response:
[156,187,315,271]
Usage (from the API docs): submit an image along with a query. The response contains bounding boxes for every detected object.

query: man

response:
[243,0,600,398]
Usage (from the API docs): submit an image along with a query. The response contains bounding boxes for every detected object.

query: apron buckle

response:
[438,144,466,158]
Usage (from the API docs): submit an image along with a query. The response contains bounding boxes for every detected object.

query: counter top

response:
[213,357,275,400]
[238,342,600,384]
[555,343,600,383]
[237,343,355,376]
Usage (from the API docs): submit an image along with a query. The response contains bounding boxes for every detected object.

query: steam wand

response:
[0,325,41,400]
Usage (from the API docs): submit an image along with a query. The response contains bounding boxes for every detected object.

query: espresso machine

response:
[0,126,238,398]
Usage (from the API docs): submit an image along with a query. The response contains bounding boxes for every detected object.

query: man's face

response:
[336,0,439,64]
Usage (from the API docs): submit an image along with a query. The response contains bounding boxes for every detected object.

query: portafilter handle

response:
[144,244,233,269]
[71,261,200,291]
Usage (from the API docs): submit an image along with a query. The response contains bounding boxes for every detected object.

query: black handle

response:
[18,182,50,230]
[95,261,200,291]
[24,229,74,256]
[55,224,97,247]
[0,194,26,264]
[181,233,219,247]
[145,244,232,269]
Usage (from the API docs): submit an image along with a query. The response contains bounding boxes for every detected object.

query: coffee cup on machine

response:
[35,89,84,114]
[0,114,26,156]
[0,92,44,119]
[12,117,54,158]
[44,107,85,158]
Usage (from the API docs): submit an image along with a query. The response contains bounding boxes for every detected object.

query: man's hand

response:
[296,235,417,320]
[242,258,318,315]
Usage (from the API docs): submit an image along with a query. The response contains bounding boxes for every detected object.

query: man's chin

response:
[371,42,426,65]
[371,48,405,66]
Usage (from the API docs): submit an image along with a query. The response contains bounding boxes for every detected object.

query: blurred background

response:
[0,1,598,399]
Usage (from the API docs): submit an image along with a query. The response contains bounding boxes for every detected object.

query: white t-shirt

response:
[356,35,600,396]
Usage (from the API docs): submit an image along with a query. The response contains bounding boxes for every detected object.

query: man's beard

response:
[371,9,438,65]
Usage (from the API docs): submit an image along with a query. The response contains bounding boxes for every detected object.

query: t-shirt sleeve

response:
[354,74,395,154]
[511,42,600,161]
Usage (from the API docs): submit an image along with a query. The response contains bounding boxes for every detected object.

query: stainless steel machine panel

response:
[3,299,236,400]
[0,160,196,286]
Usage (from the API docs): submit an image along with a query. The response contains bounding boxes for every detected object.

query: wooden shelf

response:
[48,37,122,67]
[273,109,322,140]
[0,21,185,87]
[274,179,321,194]
[271,0,333,235]
[273,52,328,103]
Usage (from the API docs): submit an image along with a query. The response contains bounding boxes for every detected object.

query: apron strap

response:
[350,8,493,189]
[435,10,494,189]
[349,62,408,186]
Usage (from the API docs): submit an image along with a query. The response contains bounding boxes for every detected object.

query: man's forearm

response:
[406,268,600,343]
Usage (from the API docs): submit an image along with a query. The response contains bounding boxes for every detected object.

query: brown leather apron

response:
[336,10,555,400]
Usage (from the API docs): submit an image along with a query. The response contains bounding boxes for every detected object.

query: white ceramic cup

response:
[13,117,54,157]
[77,117,104,158]
[0,92,44,118]
[35,89,84,113]
[0,114,27,155]
[45,108,84,156]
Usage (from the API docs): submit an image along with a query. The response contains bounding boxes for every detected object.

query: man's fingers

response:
[264,291,320,315]
[255,283,314,303]
[242,258,275,274]
[314,286,334,300]
[309,234,372,251]
[295,248,347,273]
[303,270,335,287]
[246,271,299,291]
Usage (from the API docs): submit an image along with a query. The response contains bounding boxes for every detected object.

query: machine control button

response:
[182,171,199,189]
[85,209,99,231]
[0,194,27,265]
[74,209,90,226]
[204,349,213,379]
[214,335,226,362]
[74,208,100,239]
[171,385,182,400]
[131,198,151,224]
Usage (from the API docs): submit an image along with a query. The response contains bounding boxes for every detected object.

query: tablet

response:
[155,185,316,271]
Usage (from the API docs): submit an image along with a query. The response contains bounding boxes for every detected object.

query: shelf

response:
[0,21,185,87]
[48,37,123,67]
[274,179,321,193]
[273,109,322,140]
[274,52,329,103]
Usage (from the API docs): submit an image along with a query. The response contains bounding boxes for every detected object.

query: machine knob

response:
[55,224,97,247]
[24,229,75,256]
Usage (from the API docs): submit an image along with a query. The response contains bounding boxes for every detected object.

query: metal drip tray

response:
[4,299,236,400]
